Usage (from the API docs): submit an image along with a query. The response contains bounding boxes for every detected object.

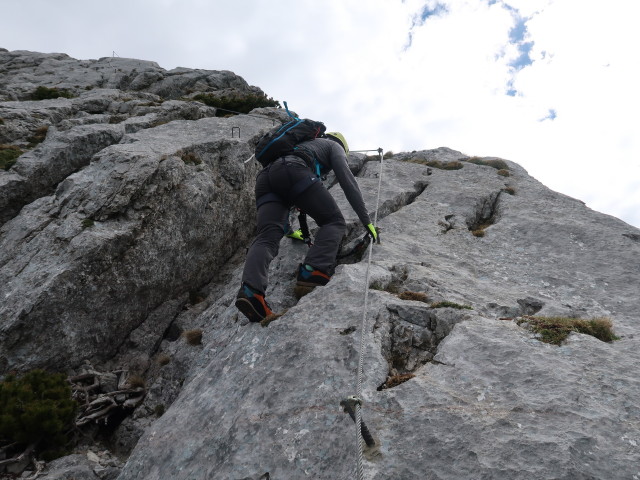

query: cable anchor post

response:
[340,397,376,447]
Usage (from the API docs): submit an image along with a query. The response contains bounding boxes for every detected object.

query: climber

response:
[235,132,378,322]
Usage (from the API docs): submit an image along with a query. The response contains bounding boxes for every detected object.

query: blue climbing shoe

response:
[296,263,331,288]
[235,284,273,322]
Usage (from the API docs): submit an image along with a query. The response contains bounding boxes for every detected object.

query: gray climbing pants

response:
[242,158,346,294]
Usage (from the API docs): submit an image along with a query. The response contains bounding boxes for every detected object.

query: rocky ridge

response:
[1,50,639,479]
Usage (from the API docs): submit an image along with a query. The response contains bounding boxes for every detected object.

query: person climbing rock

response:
[235,132,377,322]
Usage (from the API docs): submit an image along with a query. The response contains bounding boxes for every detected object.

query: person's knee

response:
[316,209,346,229]
[256,220,285,239]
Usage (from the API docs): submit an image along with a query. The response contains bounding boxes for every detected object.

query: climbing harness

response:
[341,147,384,480]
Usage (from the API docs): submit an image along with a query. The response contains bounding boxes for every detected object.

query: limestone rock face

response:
[0,115,268,373]
[0,50,255,101]
[115,152,640,480]
[1,50,639,480]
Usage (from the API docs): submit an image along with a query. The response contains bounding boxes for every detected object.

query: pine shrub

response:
[0,370,77,460]
[31,86,74,100]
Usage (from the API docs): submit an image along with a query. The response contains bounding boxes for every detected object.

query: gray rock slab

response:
[0,50,260,101]
[1,123,125,225]
[117,151,640,479]
[0,115,272,373]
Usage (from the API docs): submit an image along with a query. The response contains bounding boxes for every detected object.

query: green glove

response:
[365,223,378,242]
[286,229,304,242]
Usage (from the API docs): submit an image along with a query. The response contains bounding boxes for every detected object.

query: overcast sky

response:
[3,0,639,228]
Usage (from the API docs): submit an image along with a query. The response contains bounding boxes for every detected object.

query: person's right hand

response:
[365,223,378,242]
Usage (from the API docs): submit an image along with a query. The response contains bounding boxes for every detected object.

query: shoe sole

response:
[235,298,265,323]
[296,280,327,288]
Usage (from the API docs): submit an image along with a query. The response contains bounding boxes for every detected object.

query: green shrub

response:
[516,316,619,345]
[0,144,23,170]
[502,186,516,195]
[193,92,280,116]
[465,157,510,170]
[81,218,94,229]
[0,370,77,460]
[31,86,74,100]
[497,169,510,177]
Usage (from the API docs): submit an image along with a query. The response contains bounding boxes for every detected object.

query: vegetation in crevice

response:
[180,151,202,165]
[31,86,74,100]
[0,144,23,170]
[467,191,502,238]
[27,126,49,147]
[192,92,280,116]
[156,353,171,366]
[465,156,510,170]
[403,158,463,170]
[377,373,415,391]
[397,291,429,303]
[430,300,472,310]
[182,329,203,346]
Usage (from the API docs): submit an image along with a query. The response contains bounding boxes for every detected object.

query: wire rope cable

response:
[352,147,384,480]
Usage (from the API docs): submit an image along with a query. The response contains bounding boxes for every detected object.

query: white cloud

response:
[1,0,639,228]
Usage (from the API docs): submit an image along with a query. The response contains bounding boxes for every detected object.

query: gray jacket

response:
[294,138,372,226]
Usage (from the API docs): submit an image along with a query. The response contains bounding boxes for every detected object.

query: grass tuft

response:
[465,157,510,170]
[398,291,429,303]
[180,151,202,165]
[156,354,171,366]
[430,301,472,310]
[404,158,463,170]
[27,126,49,146]
[516,316,619,345]
[0,144,24,170]
[370,281,402,294]
[125,375,146,390]
[379,373,415,390]
[183,329,203,346]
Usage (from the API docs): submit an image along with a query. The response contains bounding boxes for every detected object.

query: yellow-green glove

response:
[365,223,378,242]
[286,229,304,241]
